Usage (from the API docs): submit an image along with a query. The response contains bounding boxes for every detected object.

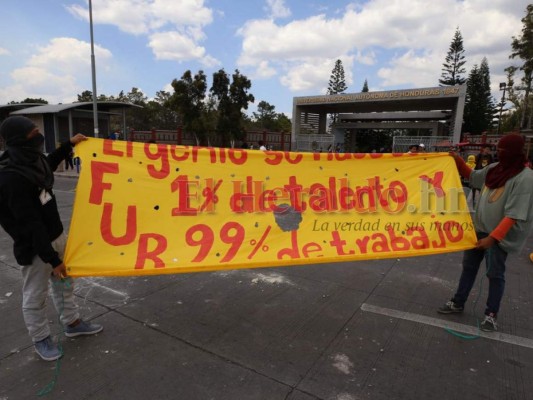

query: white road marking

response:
[54,189,75,194]
[361,303,533,349]
[79,278,130,298]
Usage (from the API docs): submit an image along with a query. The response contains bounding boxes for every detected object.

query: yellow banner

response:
[64,139,476,277]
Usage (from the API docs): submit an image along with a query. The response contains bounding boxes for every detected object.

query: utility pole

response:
[89,0,99,137]
[497,82,508,135]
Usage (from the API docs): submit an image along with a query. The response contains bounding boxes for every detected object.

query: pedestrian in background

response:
[64,148,74,170]
[0,116,103,361]
[407,144,419,154]
[438,134,533,332]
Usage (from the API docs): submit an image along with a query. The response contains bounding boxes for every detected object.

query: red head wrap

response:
[485,134,526,189]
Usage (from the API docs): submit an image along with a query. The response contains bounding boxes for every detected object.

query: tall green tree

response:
[210,69,254,147]
[327,59,348,95]
[169,70,208,145]
[463,58,496,134]
[509,4,533,129]
[439,28,467,86]
[327,59,348,127]
[361,79,369,92]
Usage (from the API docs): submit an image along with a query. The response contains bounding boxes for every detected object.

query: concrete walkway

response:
[1,177,533,399]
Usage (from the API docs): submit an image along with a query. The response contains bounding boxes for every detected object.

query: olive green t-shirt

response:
[470,164,533,253]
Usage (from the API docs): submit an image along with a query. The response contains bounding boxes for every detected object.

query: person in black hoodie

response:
[0,116,103,361]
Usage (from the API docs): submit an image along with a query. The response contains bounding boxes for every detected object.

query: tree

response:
[250,101,292,132]
[77,90,94,102]
[509,4,533,130]
[252,101,277,130]
[8,98,48,104]
[210,69,254,147]
[439,28,467,86]
[327,59,348,127]
[362,79,369,92]
[76,90,114,102]
[121,87,151,130]
[151,91,180,130]
[169,70,208,145]
[463,58,496,134]
[327,59,348,95]
[500,66,522,132]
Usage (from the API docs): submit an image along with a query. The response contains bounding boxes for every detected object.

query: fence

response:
[391,136,453,153]
[294,134,335,152]
[128,128,291,150]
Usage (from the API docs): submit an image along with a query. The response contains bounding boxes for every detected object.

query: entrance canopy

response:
[292,85,466,147]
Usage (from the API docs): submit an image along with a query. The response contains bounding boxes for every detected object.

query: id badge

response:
[39,189,52,205]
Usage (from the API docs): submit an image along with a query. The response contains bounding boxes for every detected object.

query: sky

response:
[0,0,529,117]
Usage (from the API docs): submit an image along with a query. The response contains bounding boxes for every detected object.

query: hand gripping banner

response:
[64,139,476,277]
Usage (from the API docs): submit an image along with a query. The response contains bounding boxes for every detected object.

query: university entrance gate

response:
[292,86,466,152]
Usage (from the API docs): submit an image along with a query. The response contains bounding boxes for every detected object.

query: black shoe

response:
[437,300,464,314]
[480,314,497,332]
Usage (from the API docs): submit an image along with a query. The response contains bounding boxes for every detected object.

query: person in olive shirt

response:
[0,116,103,361]
[438,134,533,332]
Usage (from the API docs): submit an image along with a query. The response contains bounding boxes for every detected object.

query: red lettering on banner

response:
[227,148,247,165]
[170,175,199,216]
[100,203,137,245]
[442,221,464,242]
[329,231,355,255]
[185,224,214,262]
[230,177,274,213]
[339,186,355,209]
[386,226,410,251]
[284,176,307,211]
[171,146,190,161]
[380,181,408,213]
[264,152,303,165]
[200,178,223,212]
[406,226,430,249]
[331,221,459,256]
[354,183,377,213]
[135,233,167,269]
[431,222,447,248]
[370,233,391,252]
[145,143,170,179]
[355,236,370,254]
[419,171,445,197]
[89,161,119,205]
[277,230,322,259]
[169,146,248,165]
[229,175,407,213]
[103,139,133,157]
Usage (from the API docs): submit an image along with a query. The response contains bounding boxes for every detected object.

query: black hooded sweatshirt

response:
[0,116,74,268]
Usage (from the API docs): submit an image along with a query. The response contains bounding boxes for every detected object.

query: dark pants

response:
[452,232,507,316]
[65,157,74,170]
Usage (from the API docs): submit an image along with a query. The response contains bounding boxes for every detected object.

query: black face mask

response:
[26,134,45,151]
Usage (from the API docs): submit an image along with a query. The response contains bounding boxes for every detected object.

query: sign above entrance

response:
[295,86,465,105]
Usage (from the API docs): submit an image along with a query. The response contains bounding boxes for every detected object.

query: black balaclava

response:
[0,116,53,191]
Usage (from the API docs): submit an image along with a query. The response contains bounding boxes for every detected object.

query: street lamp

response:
[497,82,508,135]
[89,0,99,137]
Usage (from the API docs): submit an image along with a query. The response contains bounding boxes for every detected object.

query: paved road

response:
[1,176,533,399]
